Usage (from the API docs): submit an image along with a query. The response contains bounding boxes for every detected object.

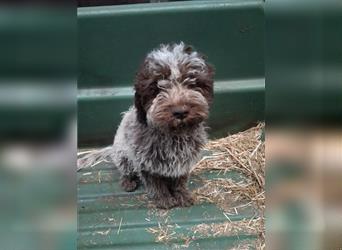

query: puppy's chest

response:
[141,135,200,159]
[134,132,204,175]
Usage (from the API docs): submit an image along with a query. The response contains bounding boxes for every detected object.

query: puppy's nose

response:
[172,107,189,120]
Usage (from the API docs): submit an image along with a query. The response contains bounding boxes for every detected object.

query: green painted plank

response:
[78,229,257,249]
[78,161,259,249]
[78,236,258,250]
[78,0,264,88]
[78,203,254,231]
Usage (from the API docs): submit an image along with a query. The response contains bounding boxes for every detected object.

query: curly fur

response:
[111,42,214,208]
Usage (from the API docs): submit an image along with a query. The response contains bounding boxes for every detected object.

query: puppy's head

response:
[134,42,214,131]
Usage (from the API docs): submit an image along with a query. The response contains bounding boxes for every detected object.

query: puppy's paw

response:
[121,177,139,192]
[154,196,178,209]
[174,190,194,207]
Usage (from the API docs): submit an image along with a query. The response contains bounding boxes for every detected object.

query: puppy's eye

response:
[183,77,196,86]
[187,81,197,86]
[157,80,171,89]
[187,81,204,94]
[186,80,198,88]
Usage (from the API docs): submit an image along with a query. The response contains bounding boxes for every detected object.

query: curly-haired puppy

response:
[112,42,214,209]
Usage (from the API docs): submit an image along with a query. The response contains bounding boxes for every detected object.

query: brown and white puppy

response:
[112,42,214,208]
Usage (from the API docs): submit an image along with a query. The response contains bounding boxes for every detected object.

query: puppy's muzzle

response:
[171,106,189,120]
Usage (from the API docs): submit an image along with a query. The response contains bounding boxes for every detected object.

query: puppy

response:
[112,42,214,208]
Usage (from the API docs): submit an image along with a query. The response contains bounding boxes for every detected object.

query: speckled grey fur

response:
[111,107,207,178]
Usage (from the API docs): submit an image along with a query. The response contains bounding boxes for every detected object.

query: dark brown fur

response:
[134,62,160,124]
[140,171,194,209]
[134,46,214,125]
[120,173,140,192]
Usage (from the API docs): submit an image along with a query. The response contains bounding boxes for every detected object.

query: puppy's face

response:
[134,43,214,131]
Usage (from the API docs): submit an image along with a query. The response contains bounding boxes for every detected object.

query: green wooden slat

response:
[78,236,258,250]
[77,161,260,249]
[78,203,254,231]
[78,0,264,88]
[78,229,257,249]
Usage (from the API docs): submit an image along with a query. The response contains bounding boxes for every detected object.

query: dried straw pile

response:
[193,122,265,211]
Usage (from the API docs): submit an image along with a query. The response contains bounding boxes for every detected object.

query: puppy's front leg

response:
[170,175,194,207]
[120,174,140,192]
[140,171,177,209]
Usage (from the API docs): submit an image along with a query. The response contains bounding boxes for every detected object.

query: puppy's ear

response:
[198,62,215,104]
[134,90,147,124]
[134,61,158,124]
[184,45,193,54]
[134,63,148,124]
